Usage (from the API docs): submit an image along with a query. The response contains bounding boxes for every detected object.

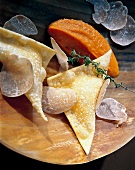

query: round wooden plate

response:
[0,0,135,165]
[0,65,135,165]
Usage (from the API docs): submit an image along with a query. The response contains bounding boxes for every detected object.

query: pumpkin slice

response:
[47,50,112,155]
[48,18,119,77]
[0,27,56,121]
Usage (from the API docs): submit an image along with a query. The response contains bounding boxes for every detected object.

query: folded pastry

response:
[0,27,56,121]
[47,50,112,154]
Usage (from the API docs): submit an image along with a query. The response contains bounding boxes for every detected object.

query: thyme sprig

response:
[68,50,134,93]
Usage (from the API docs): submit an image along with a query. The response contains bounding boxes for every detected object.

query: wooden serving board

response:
[0,0,135,165]
[0,61,135,164]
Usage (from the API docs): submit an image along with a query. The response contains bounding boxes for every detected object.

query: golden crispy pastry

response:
[47,50,112,154]
[0,27,56,121]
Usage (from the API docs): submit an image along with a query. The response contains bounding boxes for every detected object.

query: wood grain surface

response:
[0,64,135,165]
[0,0,135,166]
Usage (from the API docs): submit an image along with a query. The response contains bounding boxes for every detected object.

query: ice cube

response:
[87,0,110,24]
[92,5,108,24]
[86,0,110,11]
[110,15,135,46]
[102,1,128,30]
[3,15,38,36]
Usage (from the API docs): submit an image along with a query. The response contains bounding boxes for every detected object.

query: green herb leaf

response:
[68,50,134,93]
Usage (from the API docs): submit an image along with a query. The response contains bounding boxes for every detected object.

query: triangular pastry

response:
[47,50,112,154]
[0,27,56,121]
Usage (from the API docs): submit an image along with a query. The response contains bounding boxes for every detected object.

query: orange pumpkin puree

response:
[48,19,119,78]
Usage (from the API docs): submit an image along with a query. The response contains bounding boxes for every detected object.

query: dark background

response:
[0,0,135,169]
